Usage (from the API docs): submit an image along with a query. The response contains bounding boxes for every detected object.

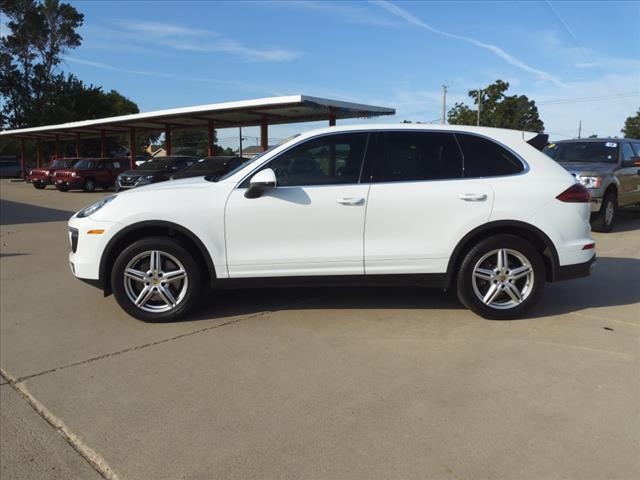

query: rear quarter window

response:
[456,134,524,177]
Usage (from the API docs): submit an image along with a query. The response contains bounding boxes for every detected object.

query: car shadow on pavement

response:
[188,256,639,323]
[0,199,74,225]
[612,209,640,233]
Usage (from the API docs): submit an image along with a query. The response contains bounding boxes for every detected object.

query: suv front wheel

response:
[111,237,202,321]
[456,235,545,320]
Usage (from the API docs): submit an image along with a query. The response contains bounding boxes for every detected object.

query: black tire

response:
[111,236,202,322]
[591,191,616,233]
[83,178,96,192]
[456,234,545,320]
[57,185,69,192]
[33,183,46,190]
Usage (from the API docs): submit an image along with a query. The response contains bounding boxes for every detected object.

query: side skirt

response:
[210,273,447,290]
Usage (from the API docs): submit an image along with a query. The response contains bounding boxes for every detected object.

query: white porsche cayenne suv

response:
[68,125,595,321]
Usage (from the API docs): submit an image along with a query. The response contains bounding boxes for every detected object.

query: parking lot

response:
[1,179,638,479]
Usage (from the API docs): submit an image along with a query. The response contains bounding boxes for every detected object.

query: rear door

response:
[364,131,494,275]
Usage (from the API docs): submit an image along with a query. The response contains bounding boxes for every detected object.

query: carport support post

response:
[329,107,336,127]
[165,124,172,156]
[75,133,81,157]
[260,116,268,152]
[207,120,214,157]
[54,135,60,160]
[36,137,42,168]
[100,130,107,158]
[129,127,136,169]
[20,138,26,178]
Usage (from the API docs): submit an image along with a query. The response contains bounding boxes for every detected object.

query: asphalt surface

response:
[1,179,639,479]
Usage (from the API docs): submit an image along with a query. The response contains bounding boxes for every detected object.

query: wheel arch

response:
[445,220,560,288]
[99,220,216,295]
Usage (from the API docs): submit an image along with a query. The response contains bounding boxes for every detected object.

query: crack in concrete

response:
[0,367,120,480]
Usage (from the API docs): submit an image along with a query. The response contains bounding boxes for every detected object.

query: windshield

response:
[50,159,74,169]
[211,134,301,182]
[73,159,97,169]
[137,158,174,170]
[544,141,620,164]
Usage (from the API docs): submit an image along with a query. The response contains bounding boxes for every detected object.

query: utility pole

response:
[577,120,582,139]
[239,126,243,157]
[441,84,448,124]
[477,89,482,126]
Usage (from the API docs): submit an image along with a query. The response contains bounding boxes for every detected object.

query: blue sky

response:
[14,1,640,145]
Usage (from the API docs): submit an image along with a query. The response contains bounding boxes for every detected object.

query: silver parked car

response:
[0,156,21,178]
[544,138,640,232]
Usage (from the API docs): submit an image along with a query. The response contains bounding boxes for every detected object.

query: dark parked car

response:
[170,156,249,180]
[28,158,82,189]
[544,138,640,232]
[115,156,198,191]
[54,158,129,192]
[0,156,21,178]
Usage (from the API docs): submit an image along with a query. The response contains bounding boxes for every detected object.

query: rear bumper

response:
[590,197,602,213]
[555,255,596,281]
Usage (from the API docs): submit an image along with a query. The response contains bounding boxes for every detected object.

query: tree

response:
[162,128,234,157]
[621,109,640,139]
[447,80,544,132]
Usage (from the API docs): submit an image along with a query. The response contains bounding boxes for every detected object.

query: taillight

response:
[556,183,591,203]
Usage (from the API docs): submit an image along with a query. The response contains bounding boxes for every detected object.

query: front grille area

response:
[69,227,79,253]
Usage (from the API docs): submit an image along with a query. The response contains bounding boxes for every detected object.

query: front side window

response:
[111,161,122,169]
[456,134,524,177]
[377,132,463,182]
[74,160,97,170]
[261,132,368,187]
[622,143,635,163]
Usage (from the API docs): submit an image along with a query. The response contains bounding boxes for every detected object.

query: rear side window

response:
[456,134,524,177]
[376,132,462,182]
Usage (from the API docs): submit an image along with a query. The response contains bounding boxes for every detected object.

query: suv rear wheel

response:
[111,236,202,322]
[591,190,616,233]
[456,234,545,320]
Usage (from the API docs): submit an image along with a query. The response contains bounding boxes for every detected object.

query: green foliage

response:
[447,80,544,132]
[0,0,157,160]
[162,128,233,157]
[621,108,640,139]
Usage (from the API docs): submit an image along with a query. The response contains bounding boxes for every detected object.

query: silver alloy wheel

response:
[471,248,534,310]
[123,250,188,313]
[604,199,615,226]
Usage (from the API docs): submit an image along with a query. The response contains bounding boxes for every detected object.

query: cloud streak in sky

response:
[373,0,565,87]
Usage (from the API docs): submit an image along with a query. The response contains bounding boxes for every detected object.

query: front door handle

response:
[337,197,365,206]
[458,193,487,202]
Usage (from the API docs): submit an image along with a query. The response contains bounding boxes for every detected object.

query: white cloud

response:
[372,0,565,87]
[262,1,398,26]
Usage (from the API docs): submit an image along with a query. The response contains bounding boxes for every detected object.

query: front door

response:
[225,132,370,278]
[617,142,640,206]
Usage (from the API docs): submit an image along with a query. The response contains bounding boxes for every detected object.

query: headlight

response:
[71,172,77,177]
[76,196,116,218]
[577,176,602,189]
[136,175,155,184]
[45,170,50,175]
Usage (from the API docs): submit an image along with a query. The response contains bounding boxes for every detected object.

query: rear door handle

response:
[337,197,365,206]
[458,193,487,202]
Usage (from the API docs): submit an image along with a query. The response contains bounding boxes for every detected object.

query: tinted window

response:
[633,143,640,156]
[111,161,122,169]
[262,133,368,186]
[622,143,635,163]
[378,132,462,182]
[74,160,97,169]
[457,134,524,177]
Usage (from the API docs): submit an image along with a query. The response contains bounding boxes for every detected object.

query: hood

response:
[117,175,210,194]
[556,161,615,175]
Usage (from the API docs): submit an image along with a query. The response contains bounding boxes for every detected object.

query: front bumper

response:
[555,255,596,281]
[55,177,83,189]
[68,217,122,282]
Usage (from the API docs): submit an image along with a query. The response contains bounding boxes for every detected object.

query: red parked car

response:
[28,158,82,189]
[53,158,129,192]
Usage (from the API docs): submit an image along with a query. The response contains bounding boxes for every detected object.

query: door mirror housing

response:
[245,168,277,198]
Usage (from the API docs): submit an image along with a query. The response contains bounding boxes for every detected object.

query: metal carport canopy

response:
[0,95,395,140]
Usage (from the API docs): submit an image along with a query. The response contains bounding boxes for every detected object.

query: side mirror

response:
[245,168,277,198]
